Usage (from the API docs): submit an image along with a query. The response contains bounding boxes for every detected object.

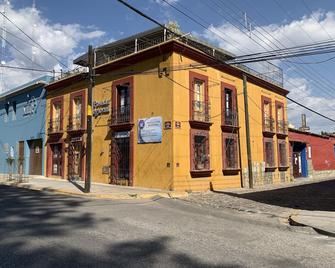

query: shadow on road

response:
[0,185,238,267]
[221,179,335,211]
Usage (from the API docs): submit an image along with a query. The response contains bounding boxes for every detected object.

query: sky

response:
[2,0,335,134]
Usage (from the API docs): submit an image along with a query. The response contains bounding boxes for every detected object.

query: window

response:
[264,138,275,168]
[222,86,238,126]
[69,91,86,131]
[193,79,208,122]
[190,130,210,171]
[276,101,287,135]
[278,140,288,167]
[262,97,274,133]
[190,72,209,123]
[223,134,239,170]
[73,96,82,128]
[53,101,62,131]
[116,84,130,123]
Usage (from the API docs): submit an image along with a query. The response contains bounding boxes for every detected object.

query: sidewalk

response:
[0,176,188,200]
[184,177,335,237]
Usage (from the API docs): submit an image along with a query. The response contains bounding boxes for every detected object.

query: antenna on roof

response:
[0,0,9,94]
[31,0,37,63]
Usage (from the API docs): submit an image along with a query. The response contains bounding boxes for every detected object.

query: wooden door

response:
[292,152,301,178]
[29,139,42,175]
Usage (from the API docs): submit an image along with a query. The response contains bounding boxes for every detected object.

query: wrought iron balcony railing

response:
[277,120,288,135]
[223,110,238,127]
[48,118,63,134]
[191,100,211,123]
[263,116,275,133]
[67,115,85,131]
[109,105,131,125]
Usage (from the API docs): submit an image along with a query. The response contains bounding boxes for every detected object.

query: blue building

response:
[0,76,52,177]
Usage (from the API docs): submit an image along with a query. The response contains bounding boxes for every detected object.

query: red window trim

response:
[222,132,240,171]
[189,71,209,121]
[112,76,134,123]
[70,90,86,129]
[190,128,212,177]
[50,96,64,130]
[221,82,238,127]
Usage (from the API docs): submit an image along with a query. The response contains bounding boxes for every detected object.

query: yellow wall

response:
[45,80,87,180]
[92,54,174,189]
[170,52,290,191]
[45,49,289,191]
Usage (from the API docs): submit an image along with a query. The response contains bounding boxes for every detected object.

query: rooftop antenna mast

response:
[0,0,9,94]
[31,0,37,63]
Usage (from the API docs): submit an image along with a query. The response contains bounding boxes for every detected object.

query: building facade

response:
[45,27,290,191]
[0,76,52,177]
[289,128,335,179]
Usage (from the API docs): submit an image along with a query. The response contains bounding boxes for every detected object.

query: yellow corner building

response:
[44,26,290,191]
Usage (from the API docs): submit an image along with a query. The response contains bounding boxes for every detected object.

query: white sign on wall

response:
[138,116,162,144]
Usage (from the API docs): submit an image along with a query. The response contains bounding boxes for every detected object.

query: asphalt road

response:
[0,185,334,268]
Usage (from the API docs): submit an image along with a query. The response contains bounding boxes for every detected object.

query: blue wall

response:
[0,76,52,175]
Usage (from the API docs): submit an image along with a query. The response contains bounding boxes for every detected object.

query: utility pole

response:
[85,45,95,193]
[243,74,253,189]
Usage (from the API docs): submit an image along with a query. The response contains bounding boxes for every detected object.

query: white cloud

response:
[285,77,335,133]
[203,10,335,55]
[200,10,335,133]
[0,3,105,92]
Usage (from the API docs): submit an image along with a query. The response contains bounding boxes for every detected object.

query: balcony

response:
[277,120,288,137]
[190,100,212,129]
[48,119,63,135]
[109,105,134,131]
[222,110,239,131]
[67,115,85,133]
[263,116,275,136]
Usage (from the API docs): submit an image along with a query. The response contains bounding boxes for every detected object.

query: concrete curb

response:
[289,213,335,238]
[0,181,188,200]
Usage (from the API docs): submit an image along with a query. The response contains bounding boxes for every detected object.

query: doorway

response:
[68,139,84,180]
[111,132,130,185]
[51,143,62,176]
[292,142,308,178]
[28,139,42,175]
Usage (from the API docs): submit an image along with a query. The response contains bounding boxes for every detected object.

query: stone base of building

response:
[242,162,291,188]
[308,169,335,179]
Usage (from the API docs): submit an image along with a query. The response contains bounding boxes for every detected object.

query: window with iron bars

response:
[264,138,275,168]
[191,131,210,171]
[223,135,239,169]
[223,88,238,127]
[278,140,288,167]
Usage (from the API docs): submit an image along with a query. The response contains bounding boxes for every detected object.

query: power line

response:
[0,33,48,70]
[142,0,335,123]
[0,64,58,73]
[206,0,335,106]
[0,10,68,68]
